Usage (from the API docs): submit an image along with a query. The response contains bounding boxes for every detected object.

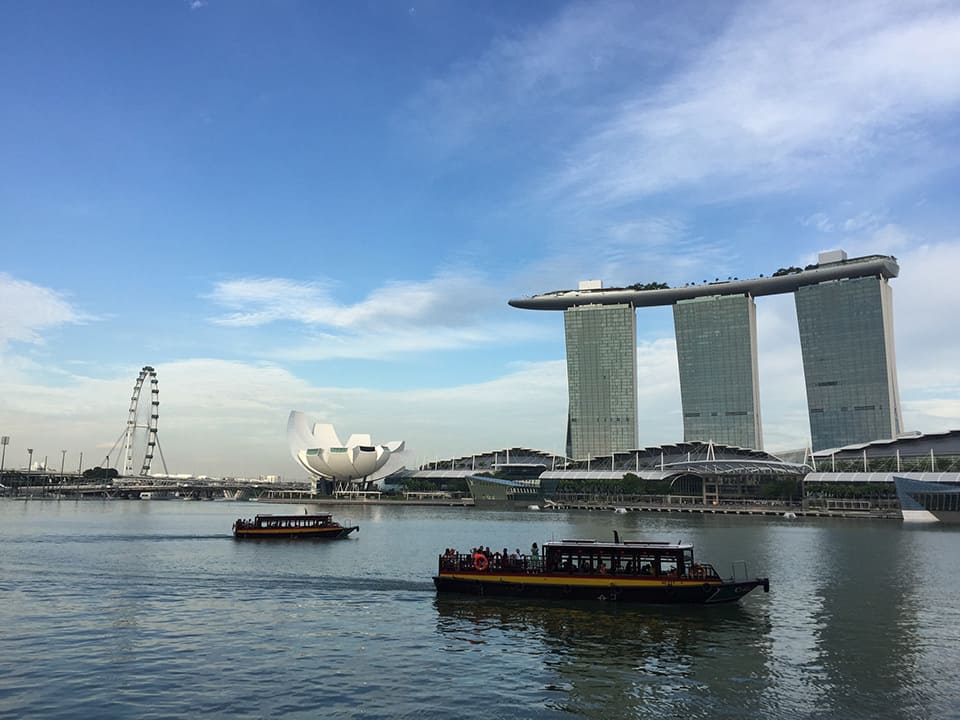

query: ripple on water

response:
[3,502,960,719]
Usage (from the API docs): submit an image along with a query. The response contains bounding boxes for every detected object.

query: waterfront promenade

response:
[541,499,900,520]
[1,470,899,518]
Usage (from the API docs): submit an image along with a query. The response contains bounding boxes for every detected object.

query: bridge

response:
[0,470,311,501]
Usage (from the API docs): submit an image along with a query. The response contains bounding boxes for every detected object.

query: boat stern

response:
[707,577,769,603]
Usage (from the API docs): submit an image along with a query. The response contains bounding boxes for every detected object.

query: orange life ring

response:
[473,553,489,572]
[691,563,705,580]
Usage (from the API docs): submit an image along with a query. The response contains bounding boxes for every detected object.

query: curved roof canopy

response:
[509,254,898,310]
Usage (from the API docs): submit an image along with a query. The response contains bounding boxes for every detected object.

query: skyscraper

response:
[510,249,901,455]
[673,294,763,449]
[564,302,638,459]
[795,256,903,450]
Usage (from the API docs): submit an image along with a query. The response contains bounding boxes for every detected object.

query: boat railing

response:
[439,552,541,573]
[730,560,750,581]
[439,552,725,581]
[689,562,722,580]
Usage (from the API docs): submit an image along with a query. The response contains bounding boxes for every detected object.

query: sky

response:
[2,0,960,478]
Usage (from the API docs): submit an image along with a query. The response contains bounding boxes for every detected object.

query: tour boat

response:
[232,513,358,539]
[433,535,769,604]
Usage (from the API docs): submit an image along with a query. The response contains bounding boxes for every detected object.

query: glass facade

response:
[564,304,637,459]
[795,276,903,451]
[673,294,762,449]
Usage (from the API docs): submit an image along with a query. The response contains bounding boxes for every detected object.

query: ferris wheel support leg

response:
[156,438,169,476]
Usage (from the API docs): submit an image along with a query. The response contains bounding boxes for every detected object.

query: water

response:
[1,500,958,719]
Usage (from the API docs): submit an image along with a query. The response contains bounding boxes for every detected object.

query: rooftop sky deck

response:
[508,254,899,310]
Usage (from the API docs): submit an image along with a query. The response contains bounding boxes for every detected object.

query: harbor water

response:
[1,500,958,719]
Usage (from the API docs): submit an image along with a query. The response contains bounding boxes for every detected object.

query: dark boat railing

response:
[438,552,723,580]
[233,516,342,532]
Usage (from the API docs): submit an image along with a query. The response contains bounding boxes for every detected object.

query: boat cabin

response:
[235,514,337,531]
[542,539,718,579]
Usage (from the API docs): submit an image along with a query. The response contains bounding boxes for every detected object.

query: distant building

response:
[805,430,960,521]
[795,252,903,451]
[418,442,807,507]
[674,293,762,449]
[510,249,901,454]
[563,297,638,459]
[287,411,404,495]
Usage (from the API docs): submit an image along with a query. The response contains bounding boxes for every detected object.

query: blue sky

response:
[2,0,960,477]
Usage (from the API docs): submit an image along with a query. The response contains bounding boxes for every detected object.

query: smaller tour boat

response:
[434,534,769,605]
[232,513,358,540]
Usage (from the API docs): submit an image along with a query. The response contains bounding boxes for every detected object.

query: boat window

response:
[659,556,678,577]
[545,546,696,576]
[620,551,659,575]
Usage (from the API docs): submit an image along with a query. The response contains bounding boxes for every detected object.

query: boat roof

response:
[252,513,332,520]
[544,539,693,551]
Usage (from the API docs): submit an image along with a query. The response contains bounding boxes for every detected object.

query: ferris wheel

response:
[107,366,169,477]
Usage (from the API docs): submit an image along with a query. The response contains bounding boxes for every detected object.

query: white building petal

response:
[288,411,404,484]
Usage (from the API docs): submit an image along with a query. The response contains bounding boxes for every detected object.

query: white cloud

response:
[887,238,960,402]
[635,338,683,445]
[208,272,551,360]
[842,211,887,233]
[4,239,958,477]
[507,214,739,308]
[0,273,88,348]
[0,357,572,477]
[801,213,835,233]
[403,0,707,149]
[552,0,960,205]
[210,273,502,330]
[755,294,810,451]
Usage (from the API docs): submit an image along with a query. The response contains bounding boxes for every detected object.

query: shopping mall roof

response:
[813,430,960,458]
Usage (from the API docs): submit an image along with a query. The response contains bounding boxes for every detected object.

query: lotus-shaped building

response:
[288,411,404,493]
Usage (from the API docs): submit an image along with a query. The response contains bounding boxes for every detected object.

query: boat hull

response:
[233,525,358,540]
[433,573,768,604]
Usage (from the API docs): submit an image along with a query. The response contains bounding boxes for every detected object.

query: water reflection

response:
[434,597,773,719]
[743,521,944,719]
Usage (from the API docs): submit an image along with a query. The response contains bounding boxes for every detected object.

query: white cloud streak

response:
[412,0,960,205]
[553,0,960,204]
[0,273,88,348]
[404,1,698,149]
[207,272,550,360]
[210,273,502,330]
